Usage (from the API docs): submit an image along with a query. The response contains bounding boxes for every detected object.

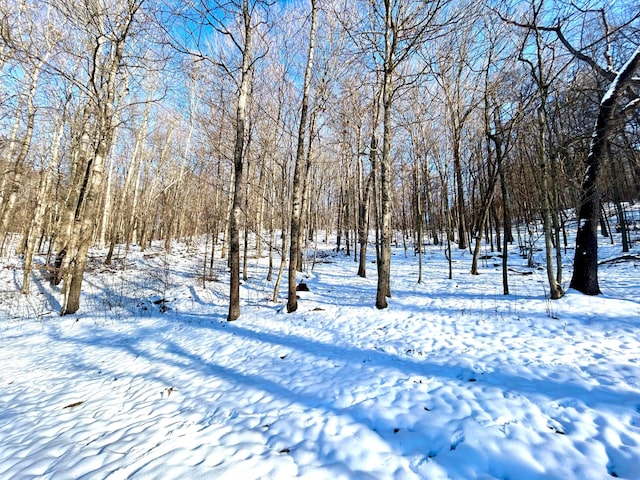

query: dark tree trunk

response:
[500,166,509,295]
[570,47,640,295]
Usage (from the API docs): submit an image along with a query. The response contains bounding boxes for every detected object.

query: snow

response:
[599,46,640,106]
[1,232,639,479]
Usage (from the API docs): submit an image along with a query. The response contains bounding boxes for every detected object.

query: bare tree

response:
[571,47,640,294]
[287,0,318,313]
[40,0,149,314]
[504,2,640,295]
[21,90,70,294]
[0,56,46,242]
[431,26,482,251]
[170,0,272,320]
[363,0,453,309]
[227,1,266,320]
[0,1,54,245]
[507,0,567,299]
[469,17,520,277]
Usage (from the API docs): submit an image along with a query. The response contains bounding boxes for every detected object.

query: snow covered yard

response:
[1,239,639,479]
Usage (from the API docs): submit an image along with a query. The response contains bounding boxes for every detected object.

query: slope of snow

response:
[1,235,639,479]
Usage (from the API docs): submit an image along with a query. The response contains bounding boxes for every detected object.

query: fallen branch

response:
[508,268,534,276]
[599,255,640,265]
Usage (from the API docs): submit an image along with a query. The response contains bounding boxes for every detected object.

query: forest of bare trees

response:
[0,0,638,318]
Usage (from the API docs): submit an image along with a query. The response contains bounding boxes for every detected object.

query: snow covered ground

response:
[1,232,639,479]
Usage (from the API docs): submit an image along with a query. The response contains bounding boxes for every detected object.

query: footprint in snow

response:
[450,430,465,451]
[547,418,566,435]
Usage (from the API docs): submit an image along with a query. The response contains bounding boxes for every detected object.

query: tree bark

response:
[287,0,317,313]
[570,47,640,295]
[63,128,113,314]
[414,161,423,283]
[452,143,468,250]
[227,0,254,321]
[375,1,395,309]
[357,133,375,278]
[538,102,563,299]
[500,166,509,295]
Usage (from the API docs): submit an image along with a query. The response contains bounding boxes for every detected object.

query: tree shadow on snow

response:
[40,313,639,478]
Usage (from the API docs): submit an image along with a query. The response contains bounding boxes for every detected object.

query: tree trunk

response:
[287,0,317,313]
[227,0,254,321]
[59,3,142,314]
[452,144,467,250]
[570,47,640,295]
[266,218,274,282]
[63,133,112,314]
[415,163,423,283]
[530,26,563,300]
[471,159,502,274]
[500,166,510,295]
[273,224,288,303]
[609,150,630,253]
[375,1,397,310]
[357,170,373,278]
[97,127,118,250]
[538,113,563,299]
